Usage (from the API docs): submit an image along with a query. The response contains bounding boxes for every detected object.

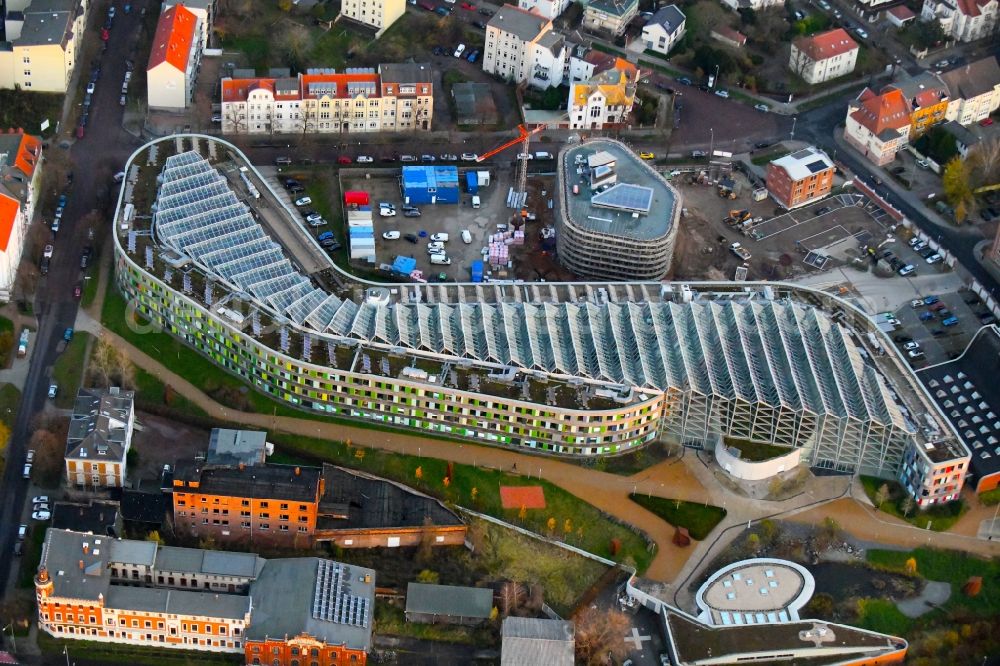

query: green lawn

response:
[37,631,240,665]
[867,547,1000,619]
[854,597,913,637]
[375,603,495,645]
[51,331,93,408]
[220,34,272,71]
[130,365,208,417]
[0,383,21,427]
[627,494,726,541]
[80,260,103,309]
[751,149,791,166]
[0,315,14,367]
[0,90,63,138]
[978,487,1000,505]
[860,476,968,532]
[723,437,790,462]
[273,431,653,572]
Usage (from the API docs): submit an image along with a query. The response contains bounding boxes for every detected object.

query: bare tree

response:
[223,105,248,135]
[574,606,632,666]
[276,22,311,70]
[30,427,64,483]
[89,332,117,388]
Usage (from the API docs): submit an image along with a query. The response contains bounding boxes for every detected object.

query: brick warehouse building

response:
[172,462,323,547]
[35,529,374,665]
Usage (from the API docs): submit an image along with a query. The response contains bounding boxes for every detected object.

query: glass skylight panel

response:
[591,183,654,214]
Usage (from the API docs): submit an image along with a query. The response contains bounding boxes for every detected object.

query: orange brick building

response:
[765,146,835,210]
[172,462,323,547]
[36,529,374,665]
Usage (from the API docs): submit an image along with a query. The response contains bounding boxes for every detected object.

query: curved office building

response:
[555,139,679,281]
[111,135,960,481]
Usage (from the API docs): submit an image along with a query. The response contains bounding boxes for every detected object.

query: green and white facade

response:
[111,135,961,479]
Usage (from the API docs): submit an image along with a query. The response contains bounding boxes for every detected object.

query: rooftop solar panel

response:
[591,183,654,214]
[806,159,827,174]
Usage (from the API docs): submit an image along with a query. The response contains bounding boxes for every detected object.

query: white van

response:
[461,229,472,244]
[471,195,481,209]
[430,254,452,265]
[534,151,552,159]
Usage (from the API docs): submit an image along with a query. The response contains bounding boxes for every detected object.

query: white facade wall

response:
[339,0,406,34]
[944,87,1000,124]
[641,22,684,56]
[483,22,564,87]
[921,0,998,42]
[517,0,570,19]
[789,43,859,84]
[715,441,803,481]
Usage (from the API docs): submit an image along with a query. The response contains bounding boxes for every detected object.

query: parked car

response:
[898,264,915,276]
[430,254,452,265]
[434,5,450,14]
[22,463,31,479]
[925,253,942,264]
[382,231,401,240]
[427,242,445,253]
[980,117,995,127]
[691,150,707,158]
[942,316,959,327]
[903,341,920,351]
[453,43,466,58]
[916,159,929,169]
[431,233,449,242]
[403,208,421,218]
[923,295,939,305]
[86,81,96,94]
[930,301,947,311]
[356,155,374,163]
[466,49,480,63]
[294,196,312,206]
[714,89,730,98]
[461,153,478,161]
[472,20,487,29]
[461,229,472,244]
[854,27,868,39]
[440,153,458,161]
[47,383,58,399]
[63,327,74,341]
[907,349,924,359]
[754,103,769,112]
[910,299,924,308]
[677,76,692,85]
[305,212,324,223]
[380,207,397,217]
[337,156,352,165]
[404,233,419,244]
[32,510,50,521]
[18,524,27,540]
[639,152,655,160]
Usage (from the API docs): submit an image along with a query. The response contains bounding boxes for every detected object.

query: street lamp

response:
[2,622,15,653]
[709,128,714,160]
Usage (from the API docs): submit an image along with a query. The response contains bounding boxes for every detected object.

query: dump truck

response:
[730,242,752,261]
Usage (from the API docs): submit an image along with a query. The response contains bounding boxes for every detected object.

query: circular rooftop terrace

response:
[695,558,814,627]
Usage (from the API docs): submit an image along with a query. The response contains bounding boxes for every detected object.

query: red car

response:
[101,28,109,41]
[76,125,85,139]
[73,285,82,299]
[418,1,434,9]
[980,117,995,127]
[337,156,352,165]
[460,1,475,8]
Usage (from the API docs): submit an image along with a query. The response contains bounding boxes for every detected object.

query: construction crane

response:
[477,124,545,219]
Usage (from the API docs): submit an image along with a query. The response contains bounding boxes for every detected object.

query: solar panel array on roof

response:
[591,183,654,214]
[806,159,828,174]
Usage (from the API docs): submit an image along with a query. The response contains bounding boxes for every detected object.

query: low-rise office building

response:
[146,3,203,110]
[220,63,433,135]
[0,0,90,92]
[765,146,835,210]
[64,388,135,489]
[789,28,859,85]
[35,529,374,664]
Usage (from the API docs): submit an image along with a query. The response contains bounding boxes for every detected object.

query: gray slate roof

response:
[380,62,433,84]
[501,617,575,666]
[405,583,493,619]
[488,4,550,41]
[587,0,637,17]
[938,56,1000,100]
[39,528,112,602]
[645,4,685,35]
[105,585,252,620]
[155,545,264,578]
[246,558,375,651]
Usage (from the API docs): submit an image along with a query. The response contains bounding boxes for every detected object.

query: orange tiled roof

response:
[851,87,911,136]
[9,132,41,178]
[147,4,198,73]
[956,0,994,17]
[0,194,20,254]
[793,28,858,62]
[887,5,916,19]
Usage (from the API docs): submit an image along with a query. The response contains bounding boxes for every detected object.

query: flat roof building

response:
[501,617,574,666]
[556,139,680,280]
[206,428,268,467]
[766,146,835,210]
[50,500,121,537]
[405,583,493,626]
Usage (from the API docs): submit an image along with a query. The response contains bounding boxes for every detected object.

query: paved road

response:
[0,0,149,596]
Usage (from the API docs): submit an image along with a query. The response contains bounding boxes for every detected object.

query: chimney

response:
[82,542,90,555]
[78,560,84,570]
[239,462,245,471]
[295,467,301,476]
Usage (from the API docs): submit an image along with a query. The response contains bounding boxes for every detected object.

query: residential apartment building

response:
[146,4,203,110]
[582,0,638,37]
[640,5,686,56]
[220,63,434,135]
[162,0,216,49]
[64,388,135,489]
[899,438,969,508]
[36,529,374,665]
[483,5,566,88]
[921,0,998,42]
[937,56,1000,125]
[517,0,570,19]
[171,461,323,547]
[719,0,782,10]
[338,0,405,36]
[0,130,42,301]
[765,146,835,210]
[843,87,912,166]
[567,47,617,83]
[568,58,639,130]
[0,0,90,92]
[886,72,950,137]
[789,28,859,85]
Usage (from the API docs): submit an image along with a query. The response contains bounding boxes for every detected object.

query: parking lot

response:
[888,289,995,367]
[341,167,516,282]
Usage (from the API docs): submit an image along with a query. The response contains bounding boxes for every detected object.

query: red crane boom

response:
[476,124,545,162]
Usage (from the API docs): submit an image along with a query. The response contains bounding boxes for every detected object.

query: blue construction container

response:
[465,171,478,195]
[392,255,417,275]
[402,166,459,205]
[470,260,484,283]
